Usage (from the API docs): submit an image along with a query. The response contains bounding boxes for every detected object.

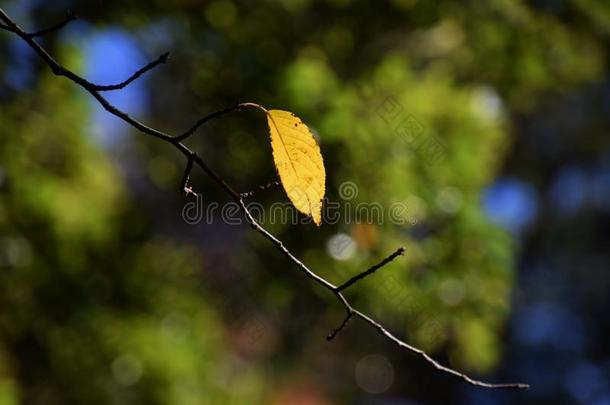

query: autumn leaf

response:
[265,109,326,226]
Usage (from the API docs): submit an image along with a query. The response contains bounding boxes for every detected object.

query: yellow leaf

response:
[266,109,326,226]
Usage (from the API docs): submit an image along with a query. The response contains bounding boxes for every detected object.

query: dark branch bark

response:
[94,52,170,91]
[0,8,528,391]
[174,102,263,142]
[27,10,76,37]
[336,247,405,292]
[327,311,353,341]
[180,152,197,196]
[0,11,76,36]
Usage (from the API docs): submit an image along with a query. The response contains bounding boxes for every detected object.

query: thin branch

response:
[175,103,242,142]
[181,152,197,196]
[1,11,77,35]
[351,309,529,389]
[335,247,405,292]
[27,10,76,37]
[94,52,170,91]
[237,198,338,290]
[0,9,174,142]
[327,311,353,341]
[0,8,529,390]
[174,101,263,142]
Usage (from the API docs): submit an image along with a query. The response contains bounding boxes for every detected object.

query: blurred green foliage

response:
[0,65,269,403]
[1,0,609,403]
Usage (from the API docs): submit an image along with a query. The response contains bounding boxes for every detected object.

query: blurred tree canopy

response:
[1,0,609,403]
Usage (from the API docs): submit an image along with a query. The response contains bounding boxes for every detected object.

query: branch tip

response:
[327,312,353,341]
[336,246,406,292]
[180,154,196,196]
[93,51,171,91]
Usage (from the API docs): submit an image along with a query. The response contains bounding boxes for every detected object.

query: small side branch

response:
[327,311,353,341]
[175,101,263,142]
[335,247,405,292]
[94,52,170,91]
[181,153,197,196]
[27,10,76,37]
[174,103,243,142]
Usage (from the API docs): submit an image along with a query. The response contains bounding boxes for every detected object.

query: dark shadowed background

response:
[1,0,609,404]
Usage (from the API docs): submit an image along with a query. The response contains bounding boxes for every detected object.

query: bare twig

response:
[0,10,76,36]
[351,308,529,389]
[27,10,76,37]
[0,8,528,390]
[0,9,173,142]
[94,52,170,91]
[181,152,197,196]
[175,101,263,142]
[327,311,353,341]
[336,247,405,292]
